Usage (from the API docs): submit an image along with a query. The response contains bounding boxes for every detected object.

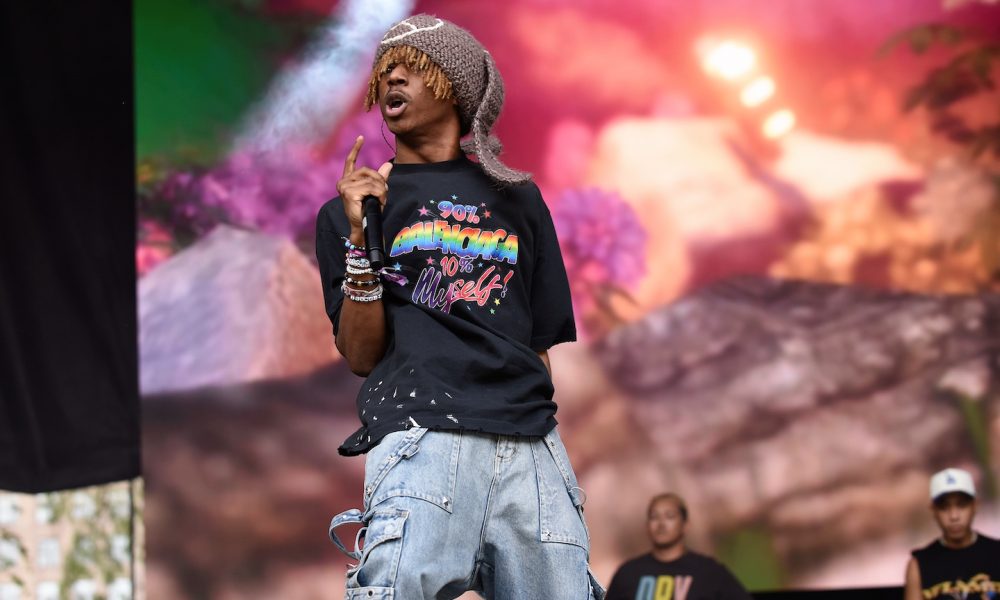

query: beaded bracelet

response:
[343,238,367,258]
[342,280,384,302]
[345,276,379,286]
[348,293,382,303]
[346,256,371,268]
[347,264,376,276]
[341,237,398,291]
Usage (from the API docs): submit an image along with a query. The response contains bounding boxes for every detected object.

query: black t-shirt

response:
[606,552,751,600]
[316,156,576,455]
[912,534,1000,599]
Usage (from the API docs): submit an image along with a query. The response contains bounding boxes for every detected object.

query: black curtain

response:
[0,1,139,492]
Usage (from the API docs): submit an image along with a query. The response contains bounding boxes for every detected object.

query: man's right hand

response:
[336,135,393,245]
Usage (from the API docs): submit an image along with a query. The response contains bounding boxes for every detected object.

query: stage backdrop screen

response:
[136,0,1000,596]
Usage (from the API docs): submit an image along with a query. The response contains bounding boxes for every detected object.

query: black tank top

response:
[911,534,1000,599]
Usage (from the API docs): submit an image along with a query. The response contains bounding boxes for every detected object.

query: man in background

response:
[905,467,1000,599]
[606,492,750,600]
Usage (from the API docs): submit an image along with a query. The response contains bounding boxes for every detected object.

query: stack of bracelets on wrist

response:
[343,240,383,302]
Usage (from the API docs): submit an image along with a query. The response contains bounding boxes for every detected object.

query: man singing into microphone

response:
[316,14,603,599]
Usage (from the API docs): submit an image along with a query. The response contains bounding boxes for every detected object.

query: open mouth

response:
[384,91,409,118]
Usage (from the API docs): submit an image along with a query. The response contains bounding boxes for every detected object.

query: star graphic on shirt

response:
[477,262,484,268]
[430,199,435,204]
[418,206,430,216]
[494,298,500,306]
[480,202,486,207]
[426,257,435,265]
[451,194,458,200]
[393,262,402,271]
[483,210,491,218]
[489,308,495,315]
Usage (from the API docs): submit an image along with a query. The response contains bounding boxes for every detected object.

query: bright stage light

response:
[700,40,756,81]
[762,109,796,139]
[740,76,775,107]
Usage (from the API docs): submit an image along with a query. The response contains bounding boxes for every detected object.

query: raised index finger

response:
[343,135,364,177]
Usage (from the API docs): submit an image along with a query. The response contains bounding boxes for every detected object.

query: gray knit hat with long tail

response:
[372,14,530,186]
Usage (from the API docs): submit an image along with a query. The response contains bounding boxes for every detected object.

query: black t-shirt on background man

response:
[606,552,751,600]
[316,157,576,455]
[911,534,1000,599]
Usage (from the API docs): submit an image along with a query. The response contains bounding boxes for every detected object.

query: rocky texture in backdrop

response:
[139,225,338,395]
[143,362,364,599]
[585,276,1000,575]
[142,261,1000,590]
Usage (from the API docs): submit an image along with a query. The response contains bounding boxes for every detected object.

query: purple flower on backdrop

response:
[195,111,395,239]
[551,187,646,331]
[137,111,397,251]
[137,165,227,248]
[197,146,339,238]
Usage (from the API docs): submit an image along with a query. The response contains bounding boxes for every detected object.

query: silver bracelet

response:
[342,280,382,295]
[347,264,375,276]
[346,256,371,268]
[347,292,382,303]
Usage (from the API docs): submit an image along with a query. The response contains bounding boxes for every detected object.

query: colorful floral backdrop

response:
[135,0,1000,596]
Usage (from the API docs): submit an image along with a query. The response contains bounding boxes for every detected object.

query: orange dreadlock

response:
[364,45,454,110]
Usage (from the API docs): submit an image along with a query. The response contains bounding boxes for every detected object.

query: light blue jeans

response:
[329,427,605,600]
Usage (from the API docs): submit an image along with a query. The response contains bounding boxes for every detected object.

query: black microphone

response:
[362,195,385,271]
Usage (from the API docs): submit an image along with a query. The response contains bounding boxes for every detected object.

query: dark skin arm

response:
[537,350,551,377]
[335,136,393,376]
[904,558,922,600]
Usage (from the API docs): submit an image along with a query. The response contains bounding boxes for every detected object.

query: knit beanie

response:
[368,14,530,186]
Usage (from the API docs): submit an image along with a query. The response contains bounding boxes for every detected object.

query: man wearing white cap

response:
[904,468,1000,600]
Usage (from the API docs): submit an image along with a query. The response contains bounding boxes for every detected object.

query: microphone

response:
[362,195,385,271]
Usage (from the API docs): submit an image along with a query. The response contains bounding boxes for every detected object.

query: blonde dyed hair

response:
[364,45,454,110]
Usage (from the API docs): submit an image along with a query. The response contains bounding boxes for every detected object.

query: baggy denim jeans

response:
[329,427,606,600]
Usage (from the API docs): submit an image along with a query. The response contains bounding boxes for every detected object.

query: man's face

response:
[647,498,685,549]
[377,61,458,138]
[932,492,976,543]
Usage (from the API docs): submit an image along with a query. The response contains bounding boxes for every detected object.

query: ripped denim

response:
[329,427,605,600]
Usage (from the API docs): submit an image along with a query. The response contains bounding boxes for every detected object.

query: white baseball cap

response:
[930,468,976,501]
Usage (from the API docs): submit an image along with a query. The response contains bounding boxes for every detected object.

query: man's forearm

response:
[336,299,387,376]
[336,228,388,376]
